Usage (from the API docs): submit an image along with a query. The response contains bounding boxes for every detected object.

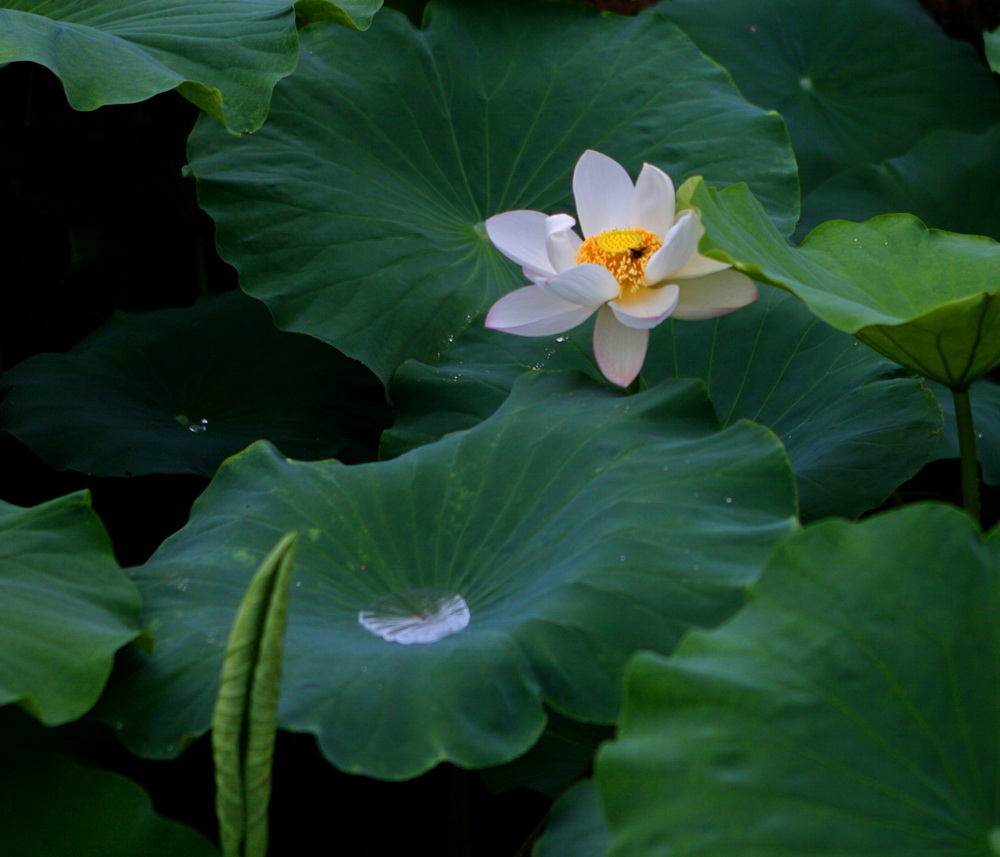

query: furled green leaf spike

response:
[213,531,299,857]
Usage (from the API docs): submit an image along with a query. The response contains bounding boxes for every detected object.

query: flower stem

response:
[952,387,980,524]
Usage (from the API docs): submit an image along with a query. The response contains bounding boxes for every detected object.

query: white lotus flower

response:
[484,150,758,387]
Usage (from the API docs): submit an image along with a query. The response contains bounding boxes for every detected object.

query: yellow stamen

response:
[576,228,662,294]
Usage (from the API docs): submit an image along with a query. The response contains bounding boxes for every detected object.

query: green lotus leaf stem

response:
[952,387,981,523]
[213,531,299,857]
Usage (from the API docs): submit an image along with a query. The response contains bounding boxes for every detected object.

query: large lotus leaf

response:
[0,291,388,477]
[185,0,798,383]
[800,126,1000,241]
[645,288,942,519]
[597,503,1000,856]
[684,178,1000,389]
[927,378,1000,486]
[659,0,1000,193]
[386,286,941,521]
[0,0,380,135]
[0,708,218,856]
[96,372,797,779]
[0,492,142,724]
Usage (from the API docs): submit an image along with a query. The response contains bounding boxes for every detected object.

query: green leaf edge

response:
[0,1,382,135]
[1,489,146,725]
[680,177,1000,386]
[295,0,383,30]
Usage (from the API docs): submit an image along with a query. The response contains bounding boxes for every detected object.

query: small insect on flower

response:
[484,150,757,387]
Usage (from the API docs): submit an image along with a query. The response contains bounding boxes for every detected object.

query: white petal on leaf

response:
[630,163,675,239]
[545,213,583,273]
[672,269,759,320]
[644,211,700,284]
[485,286,598,336]
[538,263,620,307]
[573,150,634,238]
[593,305,649,387]
[609,284,680,329]
[486,210,554,274]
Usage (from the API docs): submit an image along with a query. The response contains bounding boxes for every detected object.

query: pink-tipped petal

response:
[545,213,583,273]
[485,286,598,336]
[630,163,675,239]
[643,211,700,285]
[671,270,759,320]
[538,263,620,307]
[573,150,634,238]
[593,305,649,387]
[486,211,554,275]
[609,284,680,329]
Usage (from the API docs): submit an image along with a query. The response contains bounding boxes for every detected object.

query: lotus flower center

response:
[576,227,662,293]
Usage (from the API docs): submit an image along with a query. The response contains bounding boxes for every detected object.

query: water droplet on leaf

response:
[358,589,470,645]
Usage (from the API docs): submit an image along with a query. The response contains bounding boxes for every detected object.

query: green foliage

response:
[295,0,382,29]
[388,287,941,520]
[800,126,1000,241]
[0,0,380,134]
[802,217,1000,389]
[186,0,798,382]
[98,373,796,778]
[985,27,1000,74]
[534,781,610,857]
[685,179,1000,388]
[598,503,1000,855]
[1,0,998,849]
[0,713,218,856]
[660,0,1000,193]
[0,492,143,724]
[0,292,388,477]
